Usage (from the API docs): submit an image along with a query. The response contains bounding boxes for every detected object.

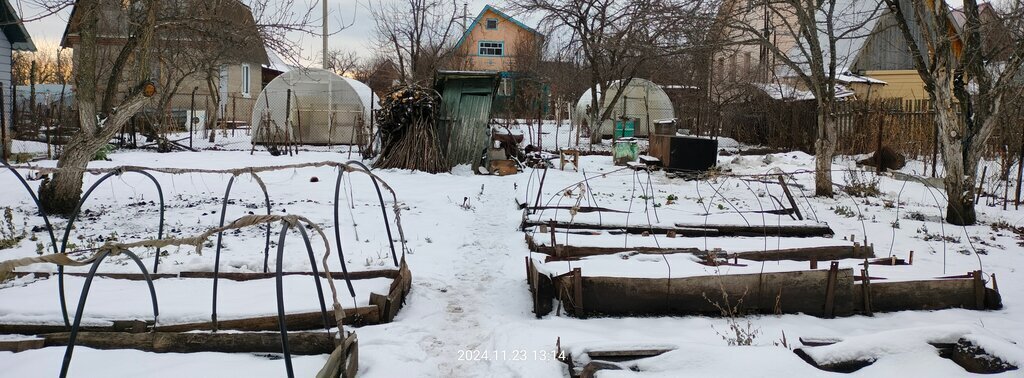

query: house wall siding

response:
[0,32,11,130]
[861,70,931,100]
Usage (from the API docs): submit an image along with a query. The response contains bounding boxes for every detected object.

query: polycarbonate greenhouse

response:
[251,68,379,146]
[573,78,675,137]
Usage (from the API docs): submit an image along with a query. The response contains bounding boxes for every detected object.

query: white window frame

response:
[478,41,504,57]
[241,64,251,97]
[485,18,498,30]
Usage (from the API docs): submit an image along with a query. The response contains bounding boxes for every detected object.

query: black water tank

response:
[667,136,717,173]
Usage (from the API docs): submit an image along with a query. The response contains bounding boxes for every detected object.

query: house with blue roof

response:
[449,4,546,114]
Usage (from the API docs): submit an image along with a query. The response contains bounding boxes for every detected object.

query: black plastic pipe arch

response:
[58,249,159,378]
[210,174,272,328]
[57,168,165,328]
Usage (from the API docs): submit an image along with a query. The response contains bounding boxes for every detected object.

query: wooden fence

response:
[723,97,1024,163]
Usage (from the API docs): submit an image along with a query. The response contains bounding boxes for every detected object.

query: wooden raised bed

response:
[525,234,875,262]
[8,259,413,329]
[527,259,1001,318]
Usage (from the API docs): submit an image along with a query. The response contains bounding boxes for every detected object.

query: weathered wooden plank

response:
[316,332,359,378]
[523,220,834,237]
[41,331,336,355]
[13,269,399,281]
[856,278,1002,312]
[529,259,554,317]
[532,241,872,262]
[0,338,45,353]
[562,268,855,318]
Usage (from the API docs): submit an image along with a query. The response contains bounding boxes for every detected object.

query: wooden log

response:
[522,219,834,237]
[0,338,45,352]
[12,272,178,280]
[0,320,155,335]
[179,269,399,281]
[536,243,871,262]
[41,331,336,355]
[856,279,1002,312]
[13,269,399,282]
[559,268,854,318]
[157,307,381,332]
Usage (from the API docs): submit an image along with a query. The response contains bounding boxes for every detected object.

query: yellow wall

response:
[454,9,539,72]
[856,70,931,101]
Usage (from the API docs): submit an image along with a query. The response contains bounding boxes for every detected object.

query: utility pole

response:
[463,3,468,33]
[323,0,329,69]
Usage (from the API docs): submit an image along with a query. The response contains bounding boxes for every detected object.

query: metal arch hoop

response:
[210,174,273,329]
[273,220,335,378]
[344,160,399,267]
[57,168,165,328]
[0,160,60,256]
[59,249,159,378]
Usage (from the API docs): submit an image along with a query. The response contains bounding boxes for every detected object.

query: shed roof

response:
[0,0,36,51]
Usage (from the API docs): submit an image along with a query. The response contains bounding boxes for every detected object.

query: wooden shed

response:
[434,71,500,169]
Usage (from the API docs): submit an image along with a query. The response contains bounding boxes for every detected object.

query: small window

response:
[486,18,498,29]
[241,64,251,96]
[478,41,504,56]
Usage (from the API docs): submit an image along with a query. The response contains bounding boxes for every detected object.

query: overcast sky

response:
[15,0,507,66]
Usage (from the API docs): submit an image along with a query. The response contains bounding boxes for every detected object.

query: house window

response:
[241,64,251,96]
[486,18,498,29]
[743,52,752,74]
[478,41,504,56]
[498,78,512,96]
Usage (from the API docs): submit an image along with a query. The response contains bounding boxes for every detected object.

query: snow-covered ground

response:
[0,128,1022,376]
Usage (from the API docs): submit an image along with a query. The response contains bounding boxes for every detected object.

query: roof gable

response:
[454,5,543,52]
[0,0,36,51]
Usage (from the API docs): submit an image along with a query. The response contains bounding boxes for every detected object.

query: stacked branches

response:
[374,85,449,173]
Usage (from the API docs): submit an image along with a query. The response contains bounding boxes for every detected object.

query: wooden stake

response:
[973,270,985,310]
[572,268,584,318]
[909,251,914,265]
[810,259,818,269]
[778,176,803,220]
[823,262,839,318]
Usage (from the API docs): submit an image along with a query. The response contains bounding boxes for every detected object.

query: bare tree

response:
[883,0,1024,224]
[27,0,320,216]
[721,0,884,196]
[12,43,73,85]
[324,49,362,77]
[370,0,461,83]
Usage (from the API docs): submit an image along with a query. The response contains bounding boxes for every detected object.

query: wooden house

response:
[0,0,36,139]
[60,0,268,130]
[449,5,545,114]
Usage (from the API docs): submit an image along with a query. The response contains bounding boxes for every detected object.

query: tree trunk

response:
[937,109,978,225]
[38,137,107,215]
[814,102,835,197]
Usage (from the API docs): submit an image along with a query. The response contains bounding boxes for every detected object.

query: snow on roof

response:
[753,82,856,101]
[836,71,888,85]
[263,48,292,73]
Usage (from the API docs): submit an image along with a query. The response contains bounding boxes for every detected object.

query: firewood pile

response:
[373,85,449,173]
